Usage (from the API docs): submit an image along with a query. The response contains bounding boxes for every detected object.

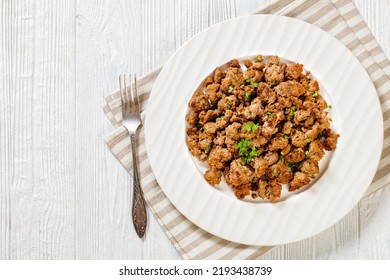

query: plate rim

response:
[144,14,384,246]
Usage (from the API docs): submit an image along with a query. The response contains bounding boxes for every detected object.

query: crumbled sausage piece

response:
[277,169,293,184]
[243,68,263,83]
[323,133,339,151]
[291,130,307,148]
[238,97,264,120]
[289,172,310,191]
[205,83,220,105]
[217,95,237,111]
[185,113,198,127]
[252,157,268,177]
[187,135,202,157]
[226,122,242,140]
[203,75,214,87]
[228,159,253,186]
[198,132,213,150]
[281,143,291,156]
[204,168,222,186]
[186,55,339,201]
[213,67,225,83]
[294,109,311,122]
[282,121,293,135]
[265,64,285,85]
[305,123,320,140]
[301,159,319,177]
[264,152,279,166]
[198,109,221,124]
[257,83,277,104]
[315,95,328,110]
[244,59,253,68]
[213,131,226,146]
[278,96,292,107]
[258,180,282,202]
[261,121,278,137]
[186,127,197,136]
[203,122,218,135]
[285,147,306,163]
[308,80,319,93]
[268,135,289,151]
[285,63,303,80]
[275,81,306,97]
[267,56,280,66]
[308,140,325,162]
[228,59,240,68]
[233,183,251,200]
[188,90,210,112]
[208,146,232,170]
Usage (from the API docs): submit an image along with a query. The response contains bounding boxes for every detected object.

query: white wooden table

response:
[1,0,389,260]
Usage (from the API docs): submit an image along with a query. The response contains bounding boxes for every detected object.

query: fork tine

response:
[133,74,140,116]
[119,75,125,109]
[124,74,129,111]
[129,74,134,113]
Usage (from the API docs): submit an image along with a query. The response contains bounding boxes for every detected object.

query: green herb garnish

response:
[328,104,332,109]
[305,138,312,143]
[266,111,274,120]
[246,78,251,83]
[235,138,259,164]
[243,123,259,133]
[204,146,211,154]
[216,116,224,121]
[289,106,296,117]
[226,101,232,109]
[228,85,234,93]
[312,90,319,98]
[253,56,260,63]
[273,169,278,176]
[250,81,259,88]
[244,92,251,99]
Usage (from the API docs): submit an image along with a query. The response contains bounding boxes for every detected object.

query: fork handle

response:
[130,132,147,238]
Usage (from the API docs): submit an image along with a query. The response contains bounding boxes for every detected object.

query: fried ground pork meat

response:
[186,55,339,202]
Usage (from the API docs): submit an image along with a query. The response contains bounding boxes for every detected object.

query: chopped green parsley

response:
[312,90,319,98]
[235,138,259,164]
[226,101,232,109]
[243,123,259,133]
[289,106,296,117]
[266,111,274,120]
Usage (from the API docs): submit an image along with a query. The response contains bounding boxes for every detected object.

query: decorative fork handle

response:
[129,132,147,238]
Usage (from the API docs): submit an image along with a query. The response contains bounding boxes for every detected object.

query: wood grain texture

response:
[1,0,389,260]
[0,0,76,259]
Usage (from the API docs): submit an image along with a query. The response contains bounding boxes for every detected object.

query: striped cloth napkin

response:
[103,0,390,259]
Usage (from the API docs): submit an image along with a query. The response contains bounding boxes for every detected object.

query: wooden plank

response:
[0,0,76,259]
[75,0,152,259]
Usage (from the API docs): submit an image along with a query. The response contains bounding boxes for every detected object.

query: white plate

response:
[145,15,383,246]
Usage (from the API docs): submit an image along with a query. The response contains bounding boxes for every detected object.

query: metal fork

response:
[119,74,147,238]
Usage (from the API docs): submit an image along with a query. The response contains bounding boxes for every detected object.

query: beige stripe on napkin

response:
[103,0,390,259]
